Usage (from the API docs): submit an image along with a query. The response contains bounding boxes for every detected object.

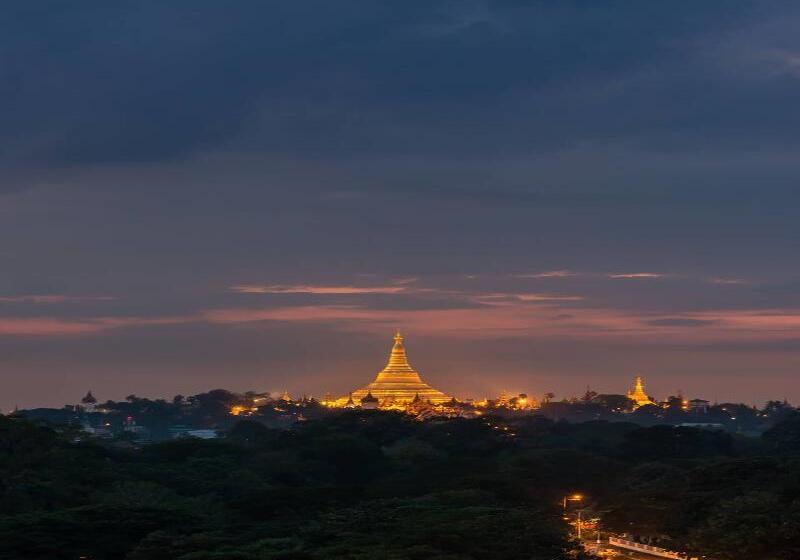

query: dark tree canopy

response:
[0,410,798,560]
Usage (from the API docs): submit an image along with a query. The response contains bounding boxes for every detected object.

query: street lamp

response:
[562,494,586,542]
[562,493,583,510]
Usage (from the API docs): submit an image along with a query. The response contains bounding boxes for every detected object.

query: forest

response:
[1,410,799,559]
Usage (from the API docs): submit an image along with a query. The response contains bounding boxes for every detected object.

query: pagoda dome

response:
[343,332,452,407]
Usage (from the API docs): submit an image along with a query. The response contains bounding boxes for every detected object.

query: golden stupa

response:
[341,332,452,407]
[627,375,654,408]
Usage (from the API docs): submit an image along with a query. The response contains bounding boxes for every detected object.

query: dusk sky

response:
[3,1,800,411]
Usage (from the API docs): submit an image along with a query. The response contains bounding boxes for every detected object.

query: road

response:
[583,539,686,560]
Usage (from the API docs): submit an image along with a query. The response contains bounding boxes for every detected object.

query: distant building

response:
[689,398,710,414]
[81,421,112,439]
[497,390,510,407]
[360,392,379,410]
[338,332,451,408]
[123,416,150,441]
[80,390,98,413]
[510,393,534,409]
[250,393,272,406]
[627,376,655,408]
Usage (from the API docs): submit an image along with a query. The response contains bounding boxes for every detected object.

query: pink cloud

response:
[2,281,799,347]
[230,284,408,295]
[392,277,419,285]
[607,272,666,279]
[204,304,549,336]
[202,304,800,343]
[516,270,579,278]
[472,293,585,304]
[3,304,800,345]
[516,293,584,302]
[201,304,651,339]
[0,295,117,304]
[0,318,107,336]
[0,315,188,336]
[708,277,749,285]
[204,305,374,324]
[688,309,800,332]
[232,282,589,304]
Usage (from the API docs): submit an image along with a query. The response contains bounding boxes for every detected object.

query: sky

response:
[2,1,800,410]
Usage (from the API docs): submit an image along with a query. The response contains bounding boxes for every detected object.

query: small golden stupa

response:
[342,332,451,407]
[627,375,654,407]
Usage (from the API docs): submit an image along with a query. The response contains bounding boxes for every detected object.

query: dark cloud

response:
[0,0,777,175]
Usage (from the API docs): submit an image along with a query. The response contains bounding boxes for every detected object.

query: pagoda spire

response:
[385,330,413,371]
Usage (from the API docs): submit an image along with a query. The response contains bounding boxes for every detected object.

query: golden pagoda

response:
[627,375,655,408]
[340,332,452,408]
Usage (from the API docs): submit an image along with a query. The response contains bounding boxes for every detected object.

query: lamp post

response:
[563,493,585,542]
[563,493,583,511]
[595,518,603,552]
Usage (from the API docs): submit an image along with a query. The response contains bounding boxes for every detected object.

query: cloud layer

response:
[2,1,800,409]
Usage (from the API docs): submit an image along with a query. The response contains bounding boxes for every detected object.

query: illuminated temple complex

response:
[627,375,655,408]
[339,332,452,408]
